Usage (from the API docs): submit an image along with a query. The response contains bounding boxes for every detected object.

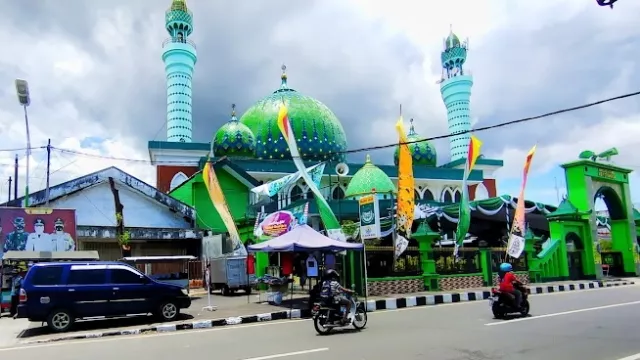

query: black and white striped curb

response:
[364,280,635,311]
[26,280,634,344]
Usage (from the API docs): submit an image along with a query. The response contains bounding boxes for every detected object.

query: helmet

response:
[324,269,340,280]
[499,263,513,272]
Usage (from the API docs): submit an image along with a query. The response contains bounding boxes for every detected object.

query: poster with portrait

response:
[0,207,77,257]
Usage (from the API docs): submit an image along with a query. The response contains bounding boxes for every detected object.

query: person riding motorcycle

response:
[319,269,354,324]
[498,262,522,309]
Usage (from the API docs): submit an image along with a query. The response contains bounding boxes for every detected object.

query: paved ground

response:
[2,284,640,359]
[9,279,634,345]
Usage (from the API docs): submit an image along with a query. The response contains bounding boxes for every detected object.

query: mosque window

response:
[454,189,462,203]
[169,172,188,191]
[332,186,345,200]
[423,189,434,201]
[305,189,314,200]
[442,190,453,203]
[290,185,303,203]
[414,190,421,200]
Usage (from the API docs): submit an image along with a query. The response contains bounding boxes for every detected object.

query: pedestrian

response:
[10,270,24,318]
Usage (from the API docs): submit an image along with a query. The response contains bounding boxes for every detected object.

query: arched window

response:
[332,186,345,200]
[414,190,421,200]
[290,185,303,203]
[442,190,453,203]
[423,189,434,201]
[454,189,462,203]
[306,189,314,200]
[474,183,489,200]
[169,172,188,191]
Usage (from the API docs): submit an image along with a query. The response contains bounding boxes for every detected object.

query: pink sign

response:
[260,211,294,237]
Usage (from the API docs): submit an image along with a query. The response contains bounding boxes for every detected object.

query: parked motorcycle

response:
[489,283,531,319]
[313,294,367,335]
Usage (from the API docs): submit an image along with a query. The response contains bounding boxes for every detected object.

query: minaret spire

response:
[230,103,238,121]
[163,0,197,142]
[280,64,288,89]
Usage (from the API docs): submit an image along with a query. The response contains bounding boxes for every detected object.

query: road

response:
[3,285,640,360]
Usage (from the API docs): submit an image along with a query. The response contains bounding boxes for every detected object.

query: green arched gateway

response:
[547,149,640,279]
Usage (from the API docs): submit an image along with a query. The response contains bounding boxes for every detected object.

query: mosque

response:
[151,0,504,224]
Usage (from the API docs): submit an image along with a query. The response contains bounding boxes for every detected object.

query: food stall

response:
[1,251,100,312]
[120,255,196,291]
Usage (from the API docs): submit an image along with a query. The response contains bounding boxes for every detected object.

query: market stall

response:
[248,225,364,311]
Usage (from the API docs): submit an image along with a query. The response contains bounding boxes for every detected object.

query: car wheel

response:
[158,301,179,322]
[47,309,75,333]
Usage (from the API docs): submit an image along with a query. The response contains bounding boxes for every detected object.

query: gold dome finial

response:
[365,154,372,164]
[170,0,188,12]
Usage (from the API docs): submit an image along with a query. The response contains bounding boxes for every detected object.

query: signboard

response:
[0,207,77,255]
[359,194,381,240]
[254,203,308,239]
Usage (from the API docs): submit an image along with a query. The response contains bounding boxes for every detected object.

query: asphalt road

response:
[3,285,640,360]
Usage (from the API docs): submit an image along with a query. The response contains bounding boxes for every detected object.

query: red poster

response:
[0,208,77,253]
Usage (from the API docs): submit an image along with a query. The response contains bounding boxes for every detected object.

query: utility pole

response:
[45,139,51,205]
[7,177,12,203]
[13,154,18,206]
[15,79,31,207]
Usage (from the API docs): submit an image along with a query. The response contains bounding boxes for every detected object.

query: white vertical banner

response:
[359,194,381,240]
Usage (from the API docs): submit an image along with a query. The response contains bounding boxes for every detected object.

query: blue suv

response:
[17,262,191,332]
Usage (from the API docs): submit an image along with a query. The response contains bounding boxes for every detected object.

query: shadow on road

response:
[17,313,195,339]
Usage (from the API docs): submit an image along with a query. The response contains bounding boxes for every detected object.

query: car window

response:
[111,268,146,284]
[66,269,107,285]
[29,266,64,286]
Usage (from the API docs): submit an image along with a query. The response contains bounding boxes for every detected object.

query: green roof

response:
[546,198,590,220]
[345,154,396,198]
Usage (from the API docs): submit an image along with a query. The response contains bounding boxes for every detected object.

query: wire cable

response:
[48,90,640,164]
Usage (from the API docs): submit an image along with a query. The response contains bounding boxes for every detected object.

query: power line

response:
[46,89,640,164]
[0,145,47,153]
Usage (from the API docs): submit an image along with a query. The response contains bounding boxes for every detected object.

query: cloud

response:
[0,0,638,208]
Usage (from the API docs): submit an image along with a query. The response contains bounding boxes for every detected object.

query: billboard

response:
[253,202,309,240]
[0,207,77,254]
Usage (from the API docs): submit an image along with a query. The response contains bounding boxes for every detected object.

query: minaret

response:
[439,26,472,161]
[162,0,197,143]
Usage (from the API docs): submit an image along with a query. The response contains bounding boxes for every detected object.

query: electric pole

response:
[7,177,12,203]
[45,139,51,205]
[15,79,31,207]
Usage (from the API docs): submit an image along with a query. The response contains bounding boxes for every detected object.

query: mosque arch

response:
[414,190,422,200]
[289,185,304,203]
[169,172,188,191]
[454,189,462,203]
[441,188,454,203]
[332,186,345,200]
[474,182,489,200]
[423,189,435,201]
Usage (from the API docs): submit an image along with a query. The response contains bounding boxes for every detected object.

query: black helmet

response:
[324,269,340,280]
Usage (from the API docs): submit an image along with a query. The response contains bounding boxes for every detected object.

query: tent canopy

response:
[248,225,363,253]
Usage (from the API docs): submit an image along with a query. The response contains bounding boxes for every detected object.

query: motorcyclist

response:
[498,262,522,309]
[320,269,354,324]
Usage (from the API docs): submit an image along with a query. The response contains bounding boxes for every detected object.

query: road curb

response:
[24,280,634,344]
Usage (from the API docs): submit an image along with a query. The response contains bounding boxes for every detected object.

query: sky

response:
[0,0,639,210]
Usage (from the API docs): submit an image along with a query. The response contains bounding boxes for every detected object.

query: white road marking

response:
[616,352,640,360]
[1,284,637,352]
[241,348,328,360]
[484,300,640,326]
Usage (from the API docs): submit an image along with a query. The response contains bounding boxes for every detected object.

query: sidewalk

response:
[16,278,637,345]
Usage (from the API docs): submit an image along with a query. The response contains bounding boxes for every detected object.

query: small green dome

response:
[394,119,437,167]
[345,154,396,198]
[213,104,256,158]
[445,32,460,49]
[239,65,348,162]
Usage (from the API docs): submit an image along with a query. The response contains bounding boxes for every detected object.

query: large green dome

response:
[239,66,348,162]
[394,119,437,167]
[213,104,256,158]
[345,154,396,198]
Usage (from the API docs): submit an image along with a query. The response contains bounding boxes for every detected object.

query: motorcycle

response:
[489,283,531,319]
[312,294,367,335]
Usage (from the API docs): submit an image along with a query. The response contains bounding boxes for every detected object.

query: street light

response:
[14,79,32,207]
